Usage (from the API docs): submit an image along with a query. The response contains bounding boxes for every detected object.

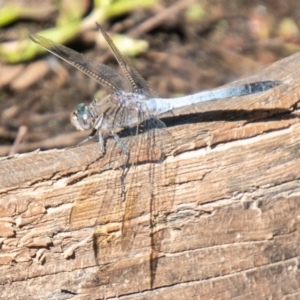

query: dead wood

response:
[1,51,300,299]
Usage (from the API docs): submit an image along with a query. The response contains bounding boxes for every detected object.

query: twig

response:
[128,0,195,38]
[9,125,27,156]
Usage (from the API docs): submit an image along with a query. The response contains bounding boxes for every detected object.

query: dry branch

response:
[1,52,300,299]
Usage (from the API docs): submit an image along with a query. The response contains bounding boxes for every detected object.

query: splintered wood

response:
[2,52,300,299]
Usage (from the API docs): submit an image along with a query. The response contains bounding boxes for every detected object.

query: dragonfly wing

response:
[96,23,158,98]
[30,34,131,93]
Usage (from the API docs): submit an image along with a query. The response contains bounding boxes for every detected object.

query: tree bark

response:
[1,52,300,299]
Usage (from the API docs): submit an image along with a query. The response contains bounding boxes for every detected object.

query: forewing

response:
[96,23,158,98]
[30,34,131,92]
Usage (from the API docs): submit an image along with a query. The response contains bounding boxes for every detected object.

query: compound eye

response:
[70,103,92,131]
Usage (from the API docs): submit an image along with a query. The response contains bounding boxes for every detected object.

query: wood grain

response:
[1,52,300,299]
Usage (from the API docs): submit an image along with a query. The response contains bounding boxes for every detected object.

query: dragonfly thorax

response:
[113,91,149,111]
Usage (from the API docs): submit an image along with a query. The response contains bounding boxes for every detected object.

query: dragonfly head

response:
[70,103,93,131]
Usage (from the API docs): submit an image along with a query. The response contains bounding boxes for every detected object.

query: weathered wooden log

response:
[1,51,300,299]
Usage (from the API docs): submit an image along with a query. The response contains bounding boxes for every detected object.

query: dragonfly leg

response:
[88,131,106,164]
[96,130,105,153]
[66,129,97,150]
[67,128,106,165]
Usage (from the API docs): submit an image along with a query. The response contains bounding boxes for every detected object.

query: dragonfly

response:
[30,23,280,288]
[29,23,279,166]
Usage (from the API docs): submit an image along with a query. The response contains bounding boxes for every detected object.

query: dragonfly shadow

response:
[162,107,293,127]
[104,122,177,288]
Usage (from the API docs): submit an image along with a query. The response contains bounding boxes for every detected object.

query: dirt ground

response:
[1,0,300,156]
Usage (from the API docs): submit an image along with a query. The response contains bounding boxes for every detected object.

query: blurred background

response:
[1,0,300,157]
